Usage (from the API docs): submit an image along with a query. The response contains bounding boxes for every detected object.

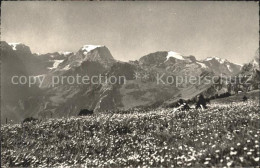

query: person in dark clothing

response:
[177,99,190,111]
[196,95,207,109]
[242,95,248,102]
[23,117,38,123]
[182,103,191,111]
[178,99,184,106]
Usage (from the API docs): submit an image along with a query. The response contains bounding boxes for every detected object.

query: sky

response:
[1,1,259,64]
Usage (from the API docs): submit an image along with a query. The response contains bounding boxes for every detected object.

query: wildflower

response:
[237,143,241,146]
[254,157,259,162]
[230,151,237,156]
[247,152,252,155]
[204,161,209,165]
[227,161,233,167]
[177,161,182,165]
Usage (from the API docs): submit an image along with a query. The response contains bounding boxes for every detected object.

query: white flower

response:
[254,157,259,162]
[177,161,182,165]
[230,151,237,156]
[204,161,209,165]
[227,161,233,167]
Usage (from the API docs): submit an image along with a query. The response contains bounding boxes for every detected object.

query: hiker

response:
[196,95,207,110]
[177,99,190,111]
[242,95,248,102]
[23,117,38,123]
[177,99,184,106]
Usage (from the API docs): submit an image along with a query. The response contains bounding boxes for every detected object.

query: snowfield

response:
[196,61,207,68]
[8,43,21,50]
[166,51,185,60]
[48,60,64,70]
[58,51,73,56]
[82,45,103,55]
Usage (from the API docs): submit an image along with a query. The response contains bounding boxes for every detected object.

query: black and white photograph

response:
[1,1,259,167]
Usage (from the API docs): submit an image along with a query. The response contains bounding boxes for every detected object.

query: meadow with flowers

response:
[1,94,259,167]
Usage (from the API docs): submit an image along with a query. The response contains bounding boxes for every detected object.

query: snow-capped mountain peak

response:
[205,57,228,64]
[196,61,207,68]
[7,42,32,55]
[58,51,73,56]
[81,45,104,55]
[202,57,242,75]
[8,42,21,50]
[233,62,243,67]
[166,51,185,60]
[205,57,213,61]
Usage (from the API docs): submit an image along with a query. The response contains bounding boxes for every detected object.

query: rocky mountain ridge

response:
[1,41,257,123]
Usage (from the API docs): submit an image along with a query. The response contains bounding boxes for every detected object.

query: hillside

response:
[1,41,257,124]
[1,96,259,167]
[211,90,259,104]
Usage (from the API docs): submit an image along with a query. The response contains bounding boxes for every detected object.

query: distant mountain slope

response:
[238,48,259,90]
[202,57,242,76]
[1,41,257,123]
[1,41,42,122]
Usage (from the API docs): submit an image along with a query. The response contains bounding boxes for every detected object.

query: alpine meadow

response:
[1,1,259,167]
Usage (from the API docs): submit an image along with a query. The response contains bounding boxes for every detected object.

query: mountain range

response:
[1,41,259,123]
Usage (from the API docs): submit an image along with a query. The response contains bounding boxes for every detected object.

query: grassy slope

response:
[211,90,259,104]
[1,93,259,167]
